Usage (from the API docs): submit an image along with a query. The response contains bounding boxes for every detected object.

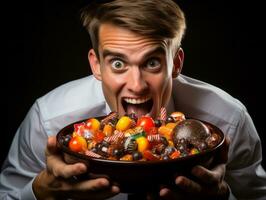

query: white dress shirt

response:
[1,74,265,199]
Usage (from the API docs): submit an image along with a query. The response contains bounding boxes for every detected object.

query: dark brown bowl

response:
[56,117,225,193]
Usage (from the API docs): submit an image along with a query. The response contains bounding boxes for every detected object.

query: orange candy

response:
[103,124,114,136]
[170,150,181,159]
[158,125,173,140]
[120,154,133,161]
[69,136,87,153]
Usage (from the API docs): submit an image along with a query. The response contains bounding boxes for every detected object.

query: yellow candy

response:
[87,140,97,150]
[168,140,174,147]
[116,116,132,131]
[72,131,78,137]
[136,136,149,153]
[86,118,100,132]
[190,148,200,155]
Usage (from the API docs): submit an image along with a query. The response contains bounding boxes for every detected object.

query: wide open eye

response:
[145,58,161,72]
[111,59,125,70]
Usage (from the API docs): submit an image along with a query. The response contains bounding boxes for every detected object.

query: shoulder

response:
[35,76,106,133]
[172,75,247,129]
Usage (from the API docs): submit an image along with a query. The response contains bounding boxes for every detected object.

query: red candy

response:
[136,116,155,133]
[65,110,221,161]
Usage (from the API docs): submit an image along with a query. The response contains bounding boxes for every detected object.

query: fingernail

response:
[99,178,110,187]
[112,185,120,193]
[159,188,169,196]
[175,176,182,185]
[77,163,87,173]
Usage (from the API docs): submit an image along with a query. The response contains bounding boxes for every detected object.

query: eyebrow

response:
[102,46,166,60]
[102,50,127,59]
[144,46,166,58]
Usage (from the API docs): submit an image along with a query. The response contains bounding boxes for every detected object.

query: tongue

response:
[126,103,150,118]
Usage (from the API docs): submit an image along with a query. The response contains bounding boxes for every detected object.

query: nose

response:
[127,67,148,94]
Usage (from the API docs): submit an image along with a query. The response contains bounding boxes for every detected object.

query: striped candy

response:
[85,150,102,158]
[147,134,161,142]
[160,107,167,121]
[104,130,124,143]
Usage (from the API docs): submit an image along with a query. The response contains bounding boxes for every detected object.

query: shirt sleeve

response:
[225,109,266,199]
[0,102,47,200]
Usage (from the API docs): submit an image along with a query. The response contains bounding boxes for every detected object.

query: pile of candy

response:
[61,109,221,161]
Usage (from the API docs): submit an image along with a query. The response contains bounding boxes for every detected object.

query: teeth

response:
[124,97,151,104]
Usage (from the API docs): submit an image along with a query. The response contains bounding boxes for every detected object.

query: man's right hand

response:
[32,136,120,200]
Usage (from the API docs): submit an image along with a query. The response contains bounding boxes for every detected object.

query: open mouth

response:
[122,97,153,118]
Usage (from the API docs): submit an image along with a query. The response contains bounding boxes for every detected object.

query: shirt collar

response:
[105,102,111,115]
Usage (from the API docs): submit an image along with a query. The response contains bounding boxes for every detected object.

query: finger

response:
[191,164,225,185]
[70,178,120,199]
[159,187,186,199]
[175,176,202,194]
[73,178,110,191]
[160,188,175,199]
[48,155,87,178]
[160,188,171,196]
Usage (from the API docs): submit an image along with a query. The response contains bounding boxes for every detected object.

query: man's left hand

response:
[159,137,230,200]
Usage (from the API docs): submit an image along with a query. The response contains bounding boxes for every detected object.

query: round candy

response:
[136,116,155,133]
[136,136,149,153]
[85,118,100,132]
[69,136,87,153]
[172,119,211,144]
[116,116,132,131]
[67,111,222,162]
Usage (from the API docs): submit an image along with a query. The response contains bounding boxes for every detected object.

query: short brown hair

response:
[81,0,186,57]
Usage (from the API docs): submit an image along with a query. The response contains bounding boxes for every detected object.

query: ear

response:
[88,49,102,81]
[172,47,184,78]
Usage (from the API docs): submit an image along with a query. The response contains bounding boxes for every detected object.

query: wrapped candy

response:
[64,110,221,161]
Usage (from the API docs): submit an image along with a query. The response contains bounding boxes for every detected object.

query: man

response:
[1,0,265,199]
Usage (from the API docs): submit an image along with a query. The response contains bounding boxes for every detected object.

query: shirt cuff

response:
[21,178,37,200]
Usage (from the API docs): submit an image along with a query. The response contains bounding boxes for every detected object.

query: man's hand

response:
[159,136,230,200]
[32,136,120,200]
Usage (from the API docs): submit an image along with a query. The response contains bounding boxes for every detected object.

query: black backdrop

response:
[5,0,265,169]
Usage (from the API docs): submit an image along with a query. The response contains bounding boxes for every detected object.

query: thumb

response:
[46,136,59,156]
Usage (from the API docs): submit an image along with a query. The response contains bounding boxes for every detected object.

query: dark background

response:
[5,0,265,169]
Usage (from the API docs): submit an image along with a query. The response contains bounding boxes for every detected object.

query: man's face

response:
[89,23,178,118]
